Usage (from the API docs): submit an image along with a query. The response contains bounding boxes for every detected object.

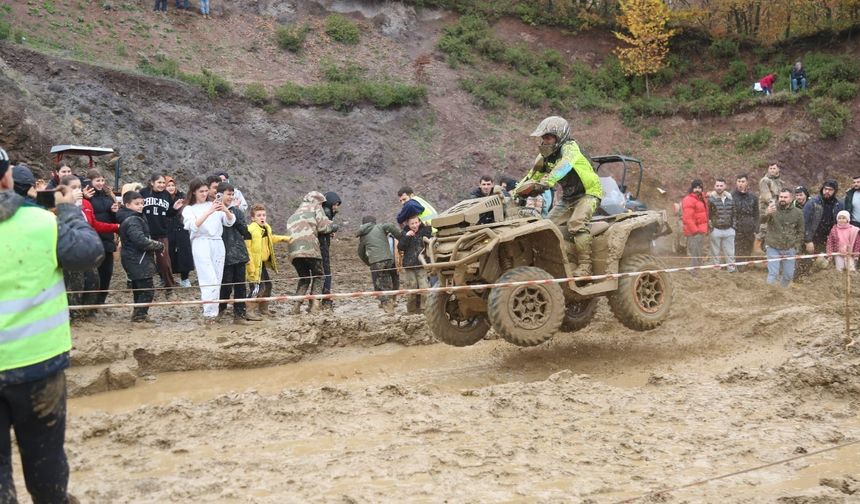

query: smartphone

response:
[115,196,123,204]
[214,193,223,202]
[36,189,58,209]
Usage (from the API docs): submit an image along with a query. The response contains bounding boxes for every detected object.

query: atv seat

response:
[590,220,610,236]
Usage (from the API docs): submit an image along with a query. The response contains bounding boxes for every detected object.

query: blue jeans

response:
[766,246,796,287]
[154,0,167,10]
[0,371,69,503]
[175,0,189,7]
[791,77,807,92]
[199,0,209,14]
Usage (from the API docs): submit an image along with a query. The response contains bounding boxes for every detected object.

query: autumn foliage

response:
[613,0,676,95]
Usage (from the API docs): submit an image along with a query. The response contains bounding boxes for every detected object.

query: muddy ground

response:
[7,241,859,503]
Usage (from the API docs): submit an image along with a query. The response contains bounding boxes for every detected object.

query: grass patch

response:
[324,14,359,45]
[244,83,268,105]
[807,97,850,138]
[735,128,772,152]
[275,23,309,53]
[137,55,231,98]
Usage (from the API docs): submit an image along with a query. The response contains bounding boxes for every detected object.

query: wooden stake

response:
[845,253,855,348]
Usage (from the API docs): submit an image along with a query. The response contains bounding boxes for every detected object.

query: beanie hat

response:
[689,179,703,192]
[12,164,35,186]
[838,210,850,221]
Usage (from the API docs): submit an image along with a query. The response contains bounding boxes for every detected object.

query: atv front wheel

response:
[561,297,599,332]
[487,266,565,347]
[608,254,672,330]
[425,291,490,347]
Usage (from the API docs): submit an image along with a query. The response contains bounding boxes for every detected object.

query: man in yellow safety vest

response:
[0,146,103,503]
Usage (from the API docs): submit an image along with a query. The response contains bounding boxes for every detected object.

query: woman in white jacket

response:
[183,178,235,321]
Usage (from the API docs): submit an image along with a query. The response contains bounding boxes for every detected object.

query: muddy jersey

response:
[520,140,602,204]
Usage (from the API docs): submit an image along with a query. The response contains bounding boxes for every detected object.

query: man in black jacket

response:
[117,191,163,322]
[732,174,759,268]
[468,175,496,224]
[216,182,258,323]
[319,192,341,310]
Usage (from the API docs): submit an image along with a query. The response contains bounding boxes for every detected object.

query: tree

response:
[613,0,677,96]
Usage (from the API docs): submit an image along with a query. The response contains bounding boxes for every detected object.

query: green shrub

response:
[594,57,632,100]
[362,82,426,108]
[181,69,231,98]
[244,83,268,105]
[274,83,302,105]
[807,97,850,138]
[437,15,490,67]
[709,38,739,59]
[460,78,505,108]
[275,23,310,52]
[827,81,858,102]
[721,60,748,90]
[735,127,772,152]
[324,14,360,44]
[672,84,693,101]
[641,126,661,138]
[0,18,10,41]
[322,60,366,83]
[689,78,720,99]
[803,53,860,89]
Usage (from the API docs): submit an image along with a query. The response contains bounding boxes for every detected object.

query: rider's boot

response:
[571,232,593,278]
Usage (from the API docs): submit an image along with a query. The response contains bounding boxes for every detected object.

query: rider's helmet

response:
[530,116,570,158]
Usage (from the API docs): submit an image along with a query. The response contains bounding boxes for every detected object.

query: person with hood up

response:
[826,210,860,272]
[12,164,38,206]
[319,191,341,310]
[117,191,164,322]
[682,179,709,272]
[0,145,103,504]
[286,191,336,314]
[357,216,402,314]
[396,186,436,226]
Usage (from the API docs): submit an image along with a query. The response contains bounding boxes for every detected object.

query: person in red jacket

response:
[758,73,776,95]
[682,179,709,272]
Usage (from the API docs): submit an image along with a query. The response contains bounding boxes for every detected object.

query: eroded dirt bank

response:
[27,253,857,503]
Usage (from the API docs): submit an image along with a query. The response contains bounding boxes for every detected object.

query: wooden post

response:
[845,253,855,348]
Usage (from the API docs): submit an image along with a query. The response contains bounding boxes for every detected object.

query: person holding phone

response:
[140,173,184,294]
[85,169,121,305]
[182,178,235,323]
[165,176,195,288]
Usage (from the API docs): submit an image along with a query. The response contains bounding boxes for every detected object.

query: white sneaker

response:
[179,279,192,288]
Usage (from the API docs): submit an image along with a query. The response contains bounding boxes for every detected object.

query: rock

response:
[71,118,85,136]
[48,83,65,93]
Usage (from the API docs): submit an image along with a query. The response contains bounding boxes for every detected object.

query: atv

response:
[422,188,674,347]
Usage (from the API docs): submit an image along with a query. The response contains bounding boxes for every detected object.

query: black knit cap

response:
[823,179,838,191]
[690,179,703,191]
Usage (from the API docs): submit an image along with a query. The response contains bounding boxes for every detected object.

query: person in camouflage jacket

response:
[286,191,336,314]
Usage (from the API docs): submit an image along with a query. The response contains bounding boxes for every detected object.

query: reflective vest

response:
[412,196,437,223]
[0,205,71,372]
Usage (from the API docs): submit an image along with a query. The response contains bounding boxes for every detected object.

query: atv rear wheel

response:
[488,266,564,347]
[561,298,599,332]
[425,291,490,347]
[608,254,672,330]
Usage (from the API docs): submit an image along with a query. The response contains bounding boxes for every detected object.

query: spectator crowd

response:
[680,162,860,287]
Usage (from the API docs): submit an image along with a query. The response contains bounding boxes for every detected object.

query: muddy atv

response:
[423,193,673,347]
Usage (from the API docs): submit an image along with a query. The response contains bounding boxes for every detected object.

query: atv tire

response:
[487,266,564,347]
[425,291,490,347]
[608,254,672,331]
[561,298,599,332]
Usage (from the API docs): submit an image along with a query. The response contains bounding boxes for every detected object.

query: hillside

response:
[1,0,860,222]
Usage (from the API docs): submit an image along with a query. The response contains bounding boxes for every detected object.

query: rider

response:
[514,116,603,276]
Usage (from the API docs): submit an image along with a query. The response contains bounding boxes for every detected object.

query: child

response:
[397,216,432,313]
[357,216,401,314]
[245,204,290,317]
[826,210,860,272]
[286,192,335,314]
[117,191,164,322]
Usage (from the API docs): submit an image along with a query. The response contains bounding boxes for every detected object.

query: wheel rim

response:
[634,272,664,313]
[445,296,482,330]
[508,285,551,330]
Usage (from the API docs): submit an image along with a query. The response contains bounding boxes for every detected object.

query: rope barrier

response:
[67,251,851,311]
[61,251,860,295]
[613,438,860,503]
